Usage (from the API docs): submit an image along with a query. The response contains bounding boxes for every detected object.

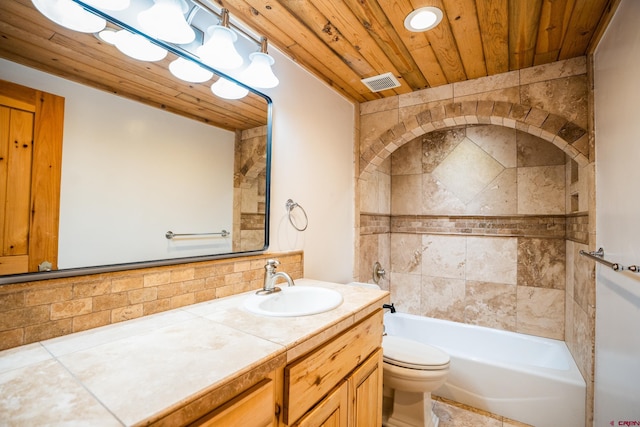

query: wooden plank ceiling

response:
[230,0,614,101]
[0,0,616,128]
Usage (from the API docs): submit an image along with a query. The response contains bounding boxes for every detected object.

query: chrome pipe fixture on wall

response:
[31,0,279,99]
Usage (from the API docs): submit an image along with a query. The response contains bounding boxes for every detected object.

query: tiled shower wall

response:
[362,125,571,339]
[356,57,595,425]
[233,126,267,252]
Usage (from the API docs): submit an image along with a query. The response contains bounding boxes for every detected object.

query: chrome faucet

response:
[258,259,295,294]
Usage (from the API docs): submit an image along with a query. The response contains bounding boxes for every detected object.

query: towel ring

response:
[286,199,308,231]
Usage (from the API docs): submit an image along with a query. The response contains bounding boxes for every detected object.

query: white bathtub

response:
[383,312,586,427]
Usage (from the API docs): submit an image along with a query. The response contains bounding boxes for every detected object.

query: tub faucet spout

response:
[258,259,295,295]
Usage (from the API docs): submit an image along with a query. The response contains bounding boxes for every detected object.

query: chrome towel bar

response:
[579,247,639,273]
[165,230,230,239]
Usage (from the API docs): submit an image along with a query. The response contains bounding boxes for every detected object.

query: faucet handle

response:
[265,259,280,270]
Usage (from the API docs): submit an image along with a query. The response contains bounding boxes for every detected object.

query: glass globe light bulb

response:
[138,0,195,45]
[211,77,248,99]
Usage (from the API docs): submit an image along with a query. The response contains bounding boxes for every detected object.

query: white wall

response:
[259,49,356,283]
[0,43,355,281]
[593,0,640,423]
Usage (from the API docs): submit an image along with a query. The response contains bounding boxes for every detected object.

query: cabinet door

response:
[191,378,275,427]
[293,381,348,427]
[349,348,383,427]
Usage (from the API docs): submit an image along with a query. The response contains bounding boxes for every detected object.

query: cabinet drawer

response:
[190,377,274,427]
[283,309,383,424]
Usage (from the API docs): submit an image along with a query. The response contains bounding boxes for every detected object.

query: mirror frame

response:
[0,2,273,285]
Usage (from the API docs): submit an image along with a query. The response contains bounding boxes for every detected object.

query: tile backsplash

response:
[0,251,303,351]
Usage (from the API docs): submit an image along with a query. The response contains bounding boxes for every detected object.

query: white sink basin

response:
[243,286,343,317]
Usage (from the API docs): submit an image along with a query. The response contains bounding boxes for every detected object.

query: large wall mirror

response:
[0,0,273,284]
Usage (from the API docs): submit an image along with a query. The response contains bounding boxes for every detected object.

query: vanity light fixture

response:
[210,77,249,100]
[404,6,443,32]
[97,28,118,44]
[34,0,280,99]
[169,57,214,83]
[31,0,106,33]
[240,37,279,89]
[113,29,168,62]
[138,0,195,45]
[196,8,244,70]
[82,0,130,10]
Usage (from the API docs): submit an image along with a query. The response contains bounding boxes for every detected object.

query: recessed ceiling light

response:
[404,6,443,32]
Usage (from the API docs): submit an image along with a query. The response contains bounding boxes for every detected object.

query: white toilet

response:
[382,334,450,427]
[346,282,450,427]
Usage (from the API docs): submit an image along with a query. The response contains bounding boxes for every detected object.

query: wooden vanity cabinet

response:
[178,357,285,427]
[282,309,384,427]
[181,309,383,427]
[292,348,383,427]
[190,377,276,427]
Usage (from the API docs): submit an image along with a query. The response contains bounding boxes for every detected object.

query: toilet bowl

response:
[382,335,450,427]
[344,282,450,426]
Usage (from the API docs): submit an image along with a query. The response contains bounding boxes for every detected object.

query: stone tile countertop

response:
[0,279,388,426]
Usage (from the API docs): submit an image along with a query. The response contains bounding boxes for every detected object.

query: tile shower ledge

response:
[0,279,388,426]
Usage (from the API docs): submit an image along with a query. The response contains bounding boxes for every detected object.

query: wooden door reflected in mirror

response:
[0,80,64,275]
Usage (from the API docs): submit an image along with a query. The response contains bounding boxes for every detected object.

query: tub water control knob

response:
[373,261,386,284]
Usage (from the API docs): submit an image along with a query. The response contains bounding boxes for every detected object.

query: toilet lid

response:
[383,335,450,370]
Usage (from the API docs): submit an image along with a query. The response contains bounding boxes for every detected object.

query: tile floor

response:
[432,397,533,427]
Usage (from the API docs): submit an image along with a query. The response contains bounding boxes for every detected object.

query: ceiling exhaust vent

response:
[361,72,401,92]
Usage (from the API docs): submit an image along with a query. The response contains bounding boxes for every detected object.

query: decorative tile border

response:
[566,213,589,244]
[362,214,569,238]
[360,214,391,235]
